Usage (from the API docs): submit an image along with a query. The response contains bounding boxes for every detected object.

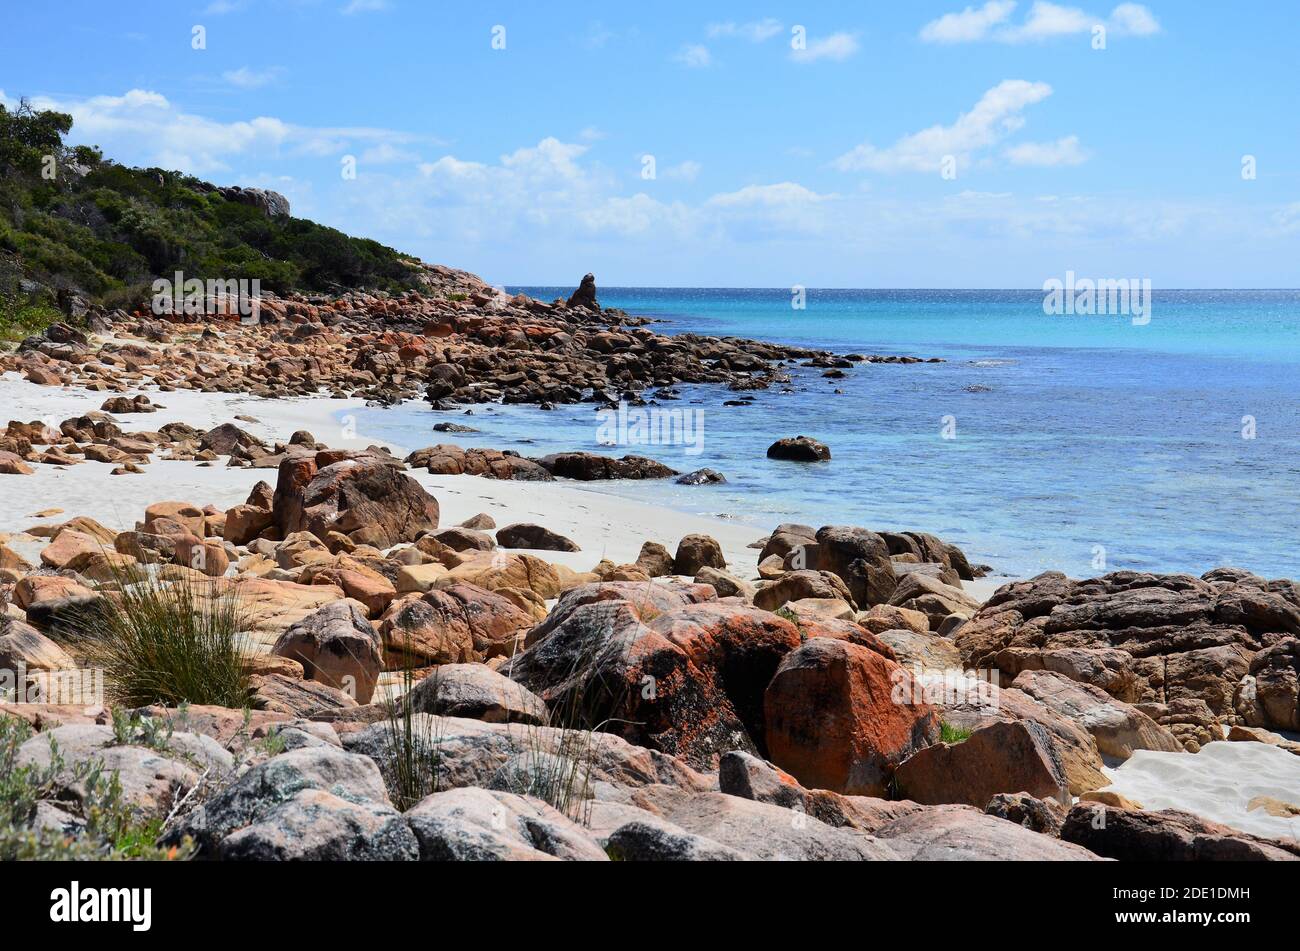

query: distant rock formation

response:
[219,186,291,218]
[566,273,600,311]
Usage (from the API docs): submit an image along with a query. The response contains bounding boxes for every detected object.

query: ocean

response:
[351,288,1300,580]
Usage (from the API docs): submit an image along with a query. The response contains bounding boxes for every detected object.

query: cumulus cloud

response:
[790,31,860,63]
[706,19,783,42]
[920,2,1161,44]
[661,160,702,182]
[1005,134,1090,166]
[18,87,432,176]
[342,0,390,14]
[920,1,1017,44]
[834,79,1056,173]
[221,66,284,89]
[674,43,713,68]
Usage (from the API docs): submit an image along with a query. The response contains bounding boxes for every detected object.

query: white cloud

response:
[342,0,389,14]
[790,32,860,63]
[20,87,432,176]
[834,79,1054,173]
[1005,134,1090,166]
[1003,1,1094,41]
[1109,2,1161,35]
[920,2,1018,44]
[221,66,284,89]
[662,160,702,182]
[674,44,713,68]
[707,19,783,42]
[359,142,420,165]
[921,2,1161,44]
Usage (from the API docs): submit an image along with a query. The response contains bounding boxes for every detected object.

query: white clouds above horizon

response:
[920,1,1018,44]
[6,86,1291,285]
[706,18,783,43]
[1005,134,1090,166]
[10,87,432,175]
[341,0,390,14]
[790,31,861,63]
[834,79,1060,173]
[674,43,713,68]
[919,2,1161,44]
[221,66,284,89]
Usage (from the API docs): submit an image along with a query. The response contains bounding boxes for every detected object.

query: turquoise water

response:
[354,289,1300,580]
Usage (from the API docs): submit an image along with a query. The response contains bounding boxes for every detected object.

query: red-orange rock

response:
[764,637,939,796]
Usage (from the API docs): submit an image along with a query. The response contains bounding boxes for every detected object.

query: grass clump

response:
[377,652,444,812]
[67,573,250,709]
[940,721,974,744]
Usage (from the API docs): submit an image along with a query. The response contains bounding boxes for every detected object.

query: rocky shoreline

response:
[1,275,1297,862]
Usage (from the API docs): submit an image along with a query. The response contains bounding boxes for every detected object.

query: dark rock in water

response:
[566,273,600,311]
[534,451,677,481]
[767,436,830,462]
[676,468,727,486]
[432,422,479,433]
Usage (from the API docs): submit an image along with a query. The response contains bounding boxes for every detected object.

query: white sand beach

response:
[0,371,773,575]
[1100,740,1300,841]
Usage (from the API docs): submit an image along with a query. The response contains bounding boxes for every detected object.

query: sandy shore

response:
[1100,740,1300,841]
[0,372,792,579]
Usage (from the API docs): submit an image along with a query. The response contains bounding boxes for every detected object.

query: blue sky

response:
[3,1,1297,287]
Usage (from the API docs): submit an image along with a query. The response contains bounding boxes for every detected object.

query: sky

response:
[2,1,1298,287]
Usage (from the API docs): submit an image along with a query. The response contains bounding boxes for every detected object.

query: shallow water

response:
[353,288,1300,580]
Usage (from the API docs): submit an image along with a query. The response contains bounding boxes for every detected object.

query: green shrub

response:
[68,573,251,709]
[0,716,186,860]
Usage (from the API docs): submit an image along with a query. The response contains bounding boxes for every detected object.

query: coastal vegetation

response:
[0,98,421,339]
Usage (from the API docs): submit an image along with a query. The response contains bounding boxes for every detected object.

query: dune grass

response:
[67,571,251,709]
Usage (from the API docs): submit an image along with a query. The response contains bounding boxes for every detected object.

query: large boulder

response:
[763,638,939,796]
[941,685,1109,796]
[1237,637,1300,731]
[1060,803,1300,861]
[406,664,548,725]
[766,436,830,462]
[166,747,418,860]
[958,570,1297,728]
[672,534,725,576]
[405,787,607,860]
[507,591,812,769]
[1011,668,1181,760]
[16,724,232,818]
[873,805,1102,860]
[342,714,711,795]
[534,452,677,481]
[441,551,562,600]
[814,525,898,607]
[889,572,981,629]
[273,455,438,549]
[754,570,854,612]
[271,599,384,703]
[566,272,600,310]
[0,619,76,673]
[894,719,1071,806]
[599,785,900,861]
[379,583,533,666]
[496,523,580,553]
